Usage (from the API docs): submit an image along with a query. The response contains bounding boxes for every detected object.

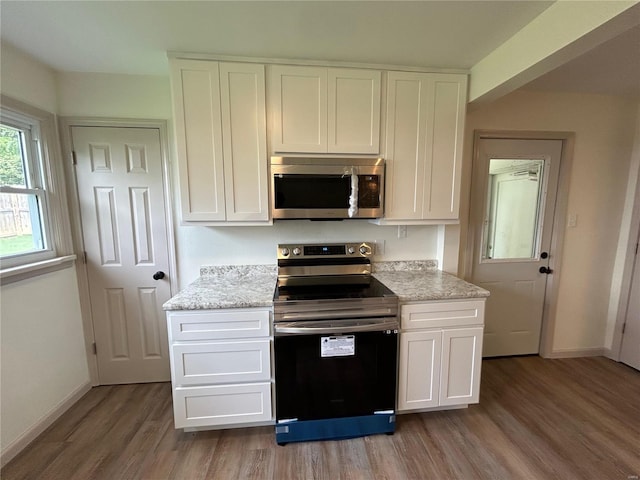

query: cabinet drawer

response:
[401,300,485,330]
[168,309,271,341]
[172,339,271,386]
[173,383,272,428]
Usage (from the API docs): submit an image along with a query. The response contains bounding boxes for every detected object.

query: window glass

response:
[0,120,50,264]
[481,158,545,261]
[0,125,27,187]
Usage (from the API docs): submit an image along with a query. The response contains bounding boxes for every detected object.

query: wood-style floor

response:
[2,356,639,480]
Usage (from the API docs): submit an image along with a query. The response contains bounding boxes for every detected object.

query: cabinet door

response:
[384,72,467,222]
[397,330,442,411]
[384,72,429,220]
[173,382,272,428]
[219,63,269,221]
[170,59,226,221]
[328,68,381,154]
[440,327,483,406]
[270,65,328,153]
[423,74,467,219]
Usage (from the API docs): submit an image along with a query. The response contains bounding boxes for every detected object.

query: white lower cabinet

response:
[397,300,485,412]
[167,308,273,429]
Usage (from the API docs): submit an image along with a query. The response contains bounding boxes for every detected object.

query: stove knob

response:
[360,245,371,255]
[292,247,302,256]
[348,246,356,254]
[281,248,290,257]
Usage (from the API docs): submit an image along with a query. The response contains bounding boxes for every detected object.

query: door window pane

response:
[482,159,544,260]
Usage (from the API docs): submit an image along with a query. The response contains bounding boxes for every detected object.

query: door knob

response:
[539,266,553,274]
[153,271,166,280]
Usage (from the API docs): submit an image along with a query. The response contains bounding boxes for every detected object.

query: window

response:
[0,97,73,275]
[0,116,53,266]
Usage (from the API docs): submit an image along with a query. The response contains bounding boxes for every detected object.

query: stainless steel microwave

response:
[270,157,384,220]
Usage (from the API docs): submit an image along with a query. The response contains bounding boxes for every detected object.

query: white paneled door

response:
[621,242,640,370]
[469,138,562,357]
[72,126,171,384]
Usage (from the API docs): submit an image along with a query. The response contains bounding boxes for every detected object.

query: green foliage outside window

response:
[0,125,26,186]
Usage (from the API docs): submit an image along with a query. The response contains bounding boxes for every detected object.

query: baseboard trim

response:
[544,347,606,359]
[1,381,92,468]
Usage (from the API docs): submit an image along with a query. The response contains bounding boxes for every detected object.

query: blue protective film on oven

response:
[275,413,395,445]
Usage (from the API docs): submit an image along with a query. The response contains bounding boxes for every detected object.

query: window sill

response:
[0,255,77,286]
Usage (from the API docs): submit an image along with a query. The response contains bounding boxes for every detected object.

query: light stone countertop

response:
[372,260,489,302]
[373,270,489,302]
[162,265,277,310]
[162,261,488,311]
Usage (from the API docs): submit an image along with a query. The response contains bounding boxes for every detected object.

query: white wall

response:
[176,223,439,287]
[0,42,58,113]
[0,268,90,459]
[461,90,639,354]
[0,44,90,464]
[56,72,171,118]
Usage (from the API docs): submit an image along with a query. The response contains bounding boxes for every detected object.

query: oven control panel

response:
[277,242,373,259]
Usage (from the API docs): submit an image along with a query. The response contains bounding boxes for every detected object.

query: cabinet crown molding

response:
[166,51,469,75]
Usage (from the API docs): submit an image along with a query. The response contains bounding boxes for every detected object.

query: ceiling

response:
[1,1,638,98]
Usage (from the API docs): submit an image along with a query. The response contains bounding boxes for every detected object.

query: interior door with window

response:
[72,126,172,384]
[469,138,562,357]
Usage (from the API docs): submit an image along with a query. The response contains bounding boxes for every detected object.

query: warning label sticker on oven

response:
[321,335,355,357]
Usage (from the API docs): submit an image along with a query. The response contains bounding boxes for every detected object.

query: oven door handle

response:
[274,319,399,335]
[277,308,396,322]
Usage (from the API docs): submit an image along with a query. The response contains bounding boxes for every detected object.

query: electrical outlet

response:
[398,225,407,238]
[374,240,385,255]
[567,213,578,228]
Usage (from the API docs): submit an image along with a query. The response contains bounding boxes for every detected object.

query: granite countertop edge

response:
[163,261,488,311]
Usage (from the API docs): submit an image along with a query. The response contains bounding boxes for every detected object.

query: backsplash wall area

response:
[175,222,439,288]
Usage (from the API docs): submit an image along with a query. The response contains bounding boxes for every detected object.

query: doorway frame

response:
[465,130,575,358]
[608,132,640,362]
[59,117,178,385]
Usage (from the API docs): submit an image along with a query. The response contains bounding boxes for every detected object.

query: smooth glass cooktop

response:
[274,276,395,302]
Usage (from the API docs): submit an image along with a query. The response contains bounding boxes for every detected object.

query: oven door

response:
[274,319,398,422]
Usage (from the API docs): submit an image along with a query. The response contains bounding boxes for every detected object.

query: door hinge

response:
[83,251,87,264]
[92,342,97,355]
[635,243,638,256]
[71,151,77,165]
[622,323,626,335]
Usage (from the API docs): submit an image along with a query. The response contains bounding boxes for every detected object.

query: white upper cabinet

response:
[170,59,269,224]
[383,72,467,223]
[327,68,381,154]
[270,65,381,154]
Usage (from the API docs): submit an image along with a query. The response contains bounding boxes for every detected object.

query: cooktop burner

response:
[274,275,395,302]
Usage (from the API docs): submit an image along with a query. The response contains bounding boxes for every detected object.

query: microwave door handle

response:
[348,166,358,218]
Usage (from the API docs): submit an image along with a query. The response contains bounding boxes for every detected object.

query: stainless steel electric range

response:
[273,242,399,445]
